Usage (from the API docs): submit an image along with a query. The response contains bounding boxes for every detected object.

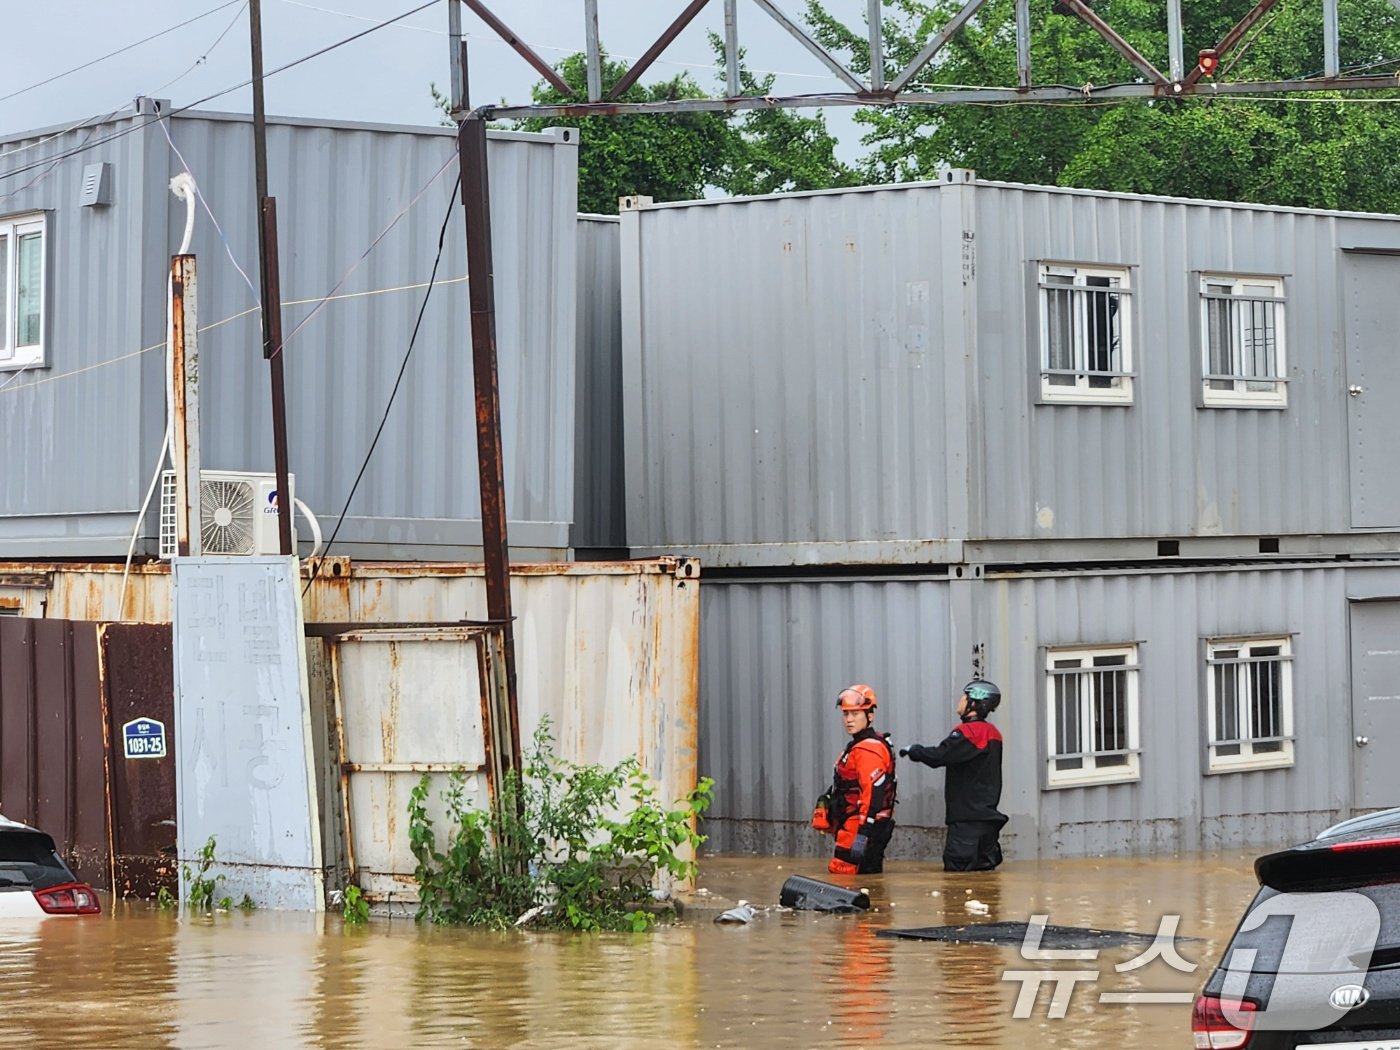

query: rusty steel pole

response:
[458,108,520,774]
[170,255,202,557]
[249,0,295,555]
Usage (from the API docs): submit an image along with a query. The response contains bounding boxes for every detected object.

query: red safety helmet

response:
[836,684,878,712]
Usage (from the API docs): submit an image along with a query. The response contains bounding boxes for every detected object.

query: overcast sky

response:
[2,0,872,161]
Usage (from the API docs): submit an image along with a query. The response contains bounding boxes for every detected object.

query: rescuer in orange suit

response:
[813,684,897,875]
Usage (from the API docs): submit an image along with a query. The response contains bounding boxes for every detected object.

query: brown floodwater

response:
[0,852,1262,1049]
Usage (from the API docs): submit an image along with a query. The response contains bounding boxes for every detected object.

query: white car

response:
[0,815,101,917]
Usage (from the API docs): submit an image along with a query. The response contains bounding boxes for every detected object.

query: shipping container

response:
[698,560,1400,861]
[0,100,579,561]
[620,176,1400,566]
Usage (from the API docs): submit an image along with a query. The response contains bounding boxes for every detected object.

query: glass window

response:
[1038,265,1133,403]
[1207,637,1294,772]
[1045,644,1141,787]
[1200,275,1286,406]
[0,213,46,369]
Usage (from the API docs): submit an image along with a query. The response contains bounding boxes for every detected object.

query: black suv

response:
[1194,808,1400,1049]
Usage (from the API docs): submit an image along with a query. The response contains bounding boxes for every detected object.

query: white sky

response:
[1,0,872,161]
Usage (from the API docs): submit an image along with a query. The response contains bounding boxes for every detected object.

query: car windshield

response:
[0,831,77,891]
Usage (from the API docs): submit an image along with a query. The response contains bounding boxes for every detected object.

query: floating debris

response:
[715,901,755,925]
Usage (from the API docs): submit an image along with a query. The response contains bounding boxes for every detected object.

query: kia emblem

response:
[1330,984,1370,1010]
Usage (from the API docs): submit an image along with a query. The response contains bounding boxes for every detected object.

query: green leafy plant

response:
[238,894,256,912]
[184,836,226,913]
[155,886,176,910]
[342,885,370,925]
[408,717,714,932]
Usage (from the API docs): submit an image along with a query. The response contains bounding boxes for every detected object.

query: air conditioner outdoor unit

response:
[159,470,296,558]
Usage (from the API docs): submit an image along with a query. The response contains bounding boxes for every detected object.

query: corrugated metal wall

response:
[974,182,1368,540]
[173,115,579,558]
[699,563,1372,861]
[0,106,580,560]
[0,103,168,552]
[622,189,953,551]
[620,179,1400,558]
[573,215,624,551]
[986,565,1352,857]
[699,576,954,857]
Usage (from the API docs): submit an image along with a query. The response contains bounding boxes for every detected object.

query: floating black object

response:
[779,875,870,913]
[876,920,1196,949]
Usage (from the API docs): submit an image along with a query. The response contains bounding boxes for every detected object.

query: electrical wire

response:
[0,0,442,185]
[148,1,252,98]
[303,174,460,595]
[0,270,469,396]
[276,147,460,358]
[272,0,848,83]
[0,0,245,106]
[154,113,261,304]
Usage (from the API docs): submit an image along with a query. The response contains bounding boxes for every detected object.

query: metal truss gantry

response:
[444,0,1400,120]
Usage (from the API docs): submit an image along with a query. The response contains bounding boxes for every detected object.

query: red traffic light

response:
[1198,49,1219,76]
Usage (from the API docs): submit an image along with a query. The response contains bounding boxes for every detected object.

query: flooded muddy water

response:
[0,852,1261,1049]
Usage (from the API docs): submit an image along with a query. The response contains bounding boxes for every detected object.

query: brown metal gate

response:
[0,618,176,896]
[100,623,176,898]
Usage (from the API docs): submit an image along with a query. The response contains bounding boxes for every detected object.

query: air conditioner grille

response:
[199,479,256,555]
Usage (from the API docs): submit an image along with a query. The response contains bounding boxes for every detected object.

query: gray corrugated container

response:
[700,562,1376,861]
[0,101,579,560]
[621,177,1400,566]
[573,215,624,551]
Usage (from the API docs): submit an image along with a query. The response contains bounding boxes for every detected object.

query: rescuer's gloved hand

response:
[898,748,909,758]
[850,833,869,861]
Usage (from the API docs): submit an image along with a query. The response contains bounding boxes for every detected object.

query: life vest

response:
[830,729,897,831]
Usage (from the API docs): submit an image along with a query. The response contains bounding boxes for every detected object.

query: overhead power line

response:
[0,0,246,106]
[0,0,441,184]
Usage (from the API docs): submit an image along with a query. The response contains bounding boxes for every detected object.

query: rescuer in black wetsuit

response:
[901,680,1008,872]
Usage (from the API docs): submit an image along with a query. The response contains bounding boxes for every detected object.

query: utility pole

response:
[450,7,521,774]
[249,0,294,555]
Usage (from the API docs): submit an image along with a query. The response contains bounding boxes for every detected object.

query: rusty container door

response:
[100,623,176,898]
[330,627,494,903]
[0,618,108,886]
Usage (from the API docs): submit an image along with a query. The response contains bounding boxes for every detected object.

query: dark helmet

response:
[962,679,1001,717]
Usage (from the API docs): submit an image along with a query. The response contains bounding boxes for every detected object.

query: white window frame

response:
[1199,274,1286,407]
[1045,643,1141,787]
[1037,263,1134,404]
[0,211,48,370]
[1205,636,1294,773]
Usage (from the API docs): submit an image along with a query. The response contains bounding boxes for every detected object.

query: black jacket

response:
[906,719,1006,825]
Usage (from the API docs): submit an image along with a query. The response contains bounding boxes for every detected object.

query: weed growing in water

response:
[179,837,256,913]
[408,717,713,932]
[341,885,370,924]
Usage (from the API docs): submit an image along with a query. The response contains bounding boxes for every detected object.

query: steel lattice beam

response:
[447,0,1400,119]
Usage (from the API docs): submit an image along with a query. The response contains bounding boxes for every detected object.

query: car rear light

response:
[33,882,101,915]
[1328,835,1400,852]
[1191,994,1256,1049]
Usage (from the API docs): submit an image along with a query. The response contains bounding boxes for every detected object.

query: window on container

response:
[0,212,47,370]
[1201,275,1286,407]
[1045,644,1141,787]
[1206,637,1294,772]
[1038,265,1133,404]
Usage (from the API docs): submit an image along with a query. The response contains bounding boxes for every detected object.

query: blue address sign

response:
[122,717,167,760]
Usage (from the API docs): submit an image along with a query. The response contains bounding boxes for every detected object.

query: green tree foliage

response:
[806,0,1400,211]
[510,51,732,213]
[708,35,860,197]
[499,47,854,212]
